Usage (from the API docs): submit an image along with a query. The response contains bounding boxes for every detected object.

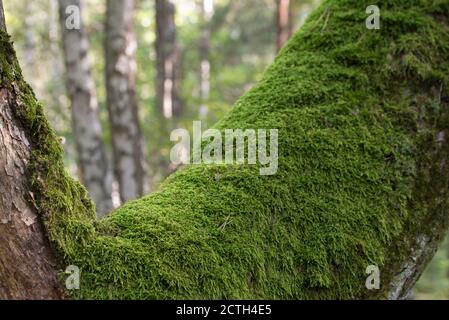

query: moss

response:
[1,0,449,299]
[0,32,97,259]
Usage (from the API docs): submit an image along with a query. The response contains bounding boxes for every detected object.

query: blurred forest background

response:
[3,0,448,299]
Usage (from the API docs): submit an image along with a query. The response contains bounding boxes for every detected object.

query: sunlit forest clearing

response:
[0,0,448,300]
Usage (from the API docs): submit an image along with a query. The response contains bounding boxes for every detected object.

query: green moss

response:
[1,0,449,299]
[0,32,97,258]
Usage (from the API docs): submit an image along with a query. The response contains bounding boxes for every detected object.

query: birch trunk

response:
[105,0,146,203]
[58,0,113,216]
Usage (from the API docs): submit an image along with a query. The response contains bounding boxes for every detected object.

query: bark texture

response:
[0,87,63,300]
[105,0,146,204]
[155,0,182,119]
[58,0,113,216]
[0,3,63,299]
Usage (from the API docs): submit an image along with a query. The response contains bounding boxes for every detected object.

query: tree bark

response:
[155,0,182,119]
[1,0,449,300]
[0,2,64,299]
[276,0,292,53]
[0,82,64,301]
[58,0,113,216]
[105,0,146,204]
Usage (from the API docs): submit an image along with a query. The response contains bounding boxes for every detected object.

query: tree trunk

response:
[0,0,5,32]
[1,0,449,300]
[155,0,182,119]
[49,0,65,106]
[199,0,213,118]
[58,0,113,216]
[0,3,64,299]
[276,0,292,52]
[105,0,146,204]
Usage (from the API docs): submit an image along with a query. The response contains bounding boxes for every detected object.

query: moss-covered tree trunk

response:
[1,0,449,300]
[0,5,63,299]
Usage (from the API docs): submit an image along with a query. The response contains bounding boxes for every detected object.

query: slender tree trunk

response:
[58,0,113,216]
[1,0,449,300]
[0,3,64,299]
[0,0,5,32]
[155,0,182,119]
[105,0,146,203]
[199,0,213,118]
[49,0,65,103]
[48,0,71,137]
[23,1,36,89]
[276,0,292,52]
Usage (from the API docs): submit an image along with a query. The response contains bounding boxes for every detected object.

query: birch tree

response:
[105,0,146,203]
[58,0,113,216]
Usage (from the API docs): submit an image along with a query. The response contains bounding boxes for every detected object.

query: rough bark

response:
[58,0,113,216]
[276,0,292,52]
[0,3,63,299]
[155,0,182,119]
[105,0,146,204]
[1,0,449,300]
[0,84,64,300]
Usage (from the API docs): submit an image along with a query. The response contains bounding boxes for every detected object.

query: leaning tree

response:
[0,0,448,299]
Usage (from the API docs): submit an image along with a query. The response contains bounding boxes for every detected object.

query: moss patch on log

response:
[1,0,449,299]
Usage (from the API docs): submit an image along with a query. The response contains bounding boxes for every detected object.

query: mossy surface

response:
[1,0,449,299]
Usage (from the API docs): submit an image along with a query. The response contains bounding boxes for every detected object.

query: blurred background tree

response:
[3,0,448,299]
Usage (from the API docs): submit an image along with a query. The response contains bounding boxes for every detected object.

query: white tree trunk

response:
[105,0,146,203]
[58,0,113,216]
